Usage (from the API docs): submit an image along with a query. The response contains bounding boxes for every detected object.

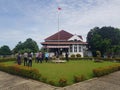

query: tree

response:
[13,38,39,53]
[0,45,12,55]
[23,38,39,53]
[13,41,24,53]
[87,26,120,57]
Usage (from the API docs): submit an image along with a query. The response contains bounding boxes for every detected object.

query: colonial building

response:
[41,30,87,57]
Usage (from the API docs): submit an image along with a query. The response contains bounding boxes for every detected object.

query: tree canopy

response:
[13,38,39,53]
[0,45,12,55]
[87,26,120,57]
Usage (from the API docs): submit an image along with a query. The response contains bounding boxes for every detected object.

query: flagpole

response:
[57,7,61,59]
[58,7,60,44]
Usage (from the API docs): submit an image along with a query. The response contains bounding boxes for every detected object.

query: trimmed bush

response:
[93,64,120,77]
[0,63,41,80]
[76,54,81,58]
[48,80,55,86]
[0,58,16,62]
[70,54,75,58]
[115,58,120,62]
[58,78,67,87]
[101,58,115,62]
[41,76,47,83]
[74,75,86,83]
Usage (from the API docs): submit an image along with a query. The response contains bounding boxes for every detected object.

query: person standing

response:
[28,52,32,67]
[56,51,59,58]
[35,52,39,63]
[42,52,45,62]
[17,53,22,65]
[45,52,49,62]
[65,52,69,61]
[38,52,42,63]
[23,52,28,66]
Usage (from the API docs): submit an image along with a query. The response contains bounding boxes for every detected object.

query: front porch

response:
[45,45,69,58]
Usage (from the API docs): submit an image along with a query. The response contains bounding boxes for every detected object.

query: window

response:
[79,45,81,52]
[70,45,72,52]
[74,39,77,41]
[74,45,77,52]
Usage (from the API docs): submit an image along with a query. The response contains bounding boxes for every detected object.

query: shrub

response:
[0,58,16,62]
[0,63,10,72]
[101,58,114,61]
[74,75,86,83]
[0,63,41,80]
[51,56,56,60]
[41,76,47,83]
[48,80,55,86]
[58,78,67,87]
[115,58,120,62]
[76,54,81,58]
[70,54,75,58]
[96,50,101,58]
[93,64,120,77]
[82,57,93,60]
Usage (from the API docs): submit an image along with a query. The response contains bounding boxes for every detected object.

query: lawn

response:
[3,60,119,85]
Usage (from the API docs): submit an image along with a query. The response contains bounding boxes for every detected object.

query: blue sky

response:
[0,0,120,50]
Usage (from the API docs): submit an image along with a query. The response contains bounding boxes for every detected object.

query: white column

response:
[72,44,74,53]
[77,44,79,52]
[68,46,70,53]
[81,46,83,52]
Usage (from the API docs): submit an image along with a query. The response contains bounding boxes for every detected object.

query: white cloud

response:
[0,0,120,49]
[57,0,120,33]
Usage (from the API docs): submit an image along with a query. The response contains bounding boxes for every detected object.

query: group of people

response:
[23,52,33,67]
[16,51,49,67]
[16,51,69,66]
[17,52,33,67]
[35,51,49,63]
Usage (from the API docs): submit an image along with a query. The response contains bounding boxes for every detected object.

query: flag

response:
[58,7,62,10]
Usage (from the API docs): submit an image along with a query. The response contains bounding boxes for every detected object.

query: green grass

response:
[2,60,119,85]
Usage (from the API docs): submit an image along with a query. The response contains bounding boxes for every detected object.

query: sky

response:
[0,0,120,50]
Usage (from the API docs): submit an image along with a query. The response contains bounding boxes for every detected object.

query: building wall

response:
[68,44,86,57]
[49,52,54,57]
[48,44,87,58]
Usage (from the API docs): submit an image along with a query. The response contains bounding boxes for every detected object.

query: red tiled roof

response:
[41,41,87,45]
[46,46,69,48]
[45,30,73,41]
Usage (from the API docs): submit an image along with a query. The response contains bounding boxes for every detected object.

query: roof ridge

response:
[45,30,73,41]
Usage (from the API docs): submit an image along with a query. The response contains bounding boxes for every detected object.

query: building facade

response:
[41,30,87,57]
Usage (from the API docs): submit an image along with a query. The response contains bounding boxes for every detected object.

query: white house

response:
[41,30,87,57]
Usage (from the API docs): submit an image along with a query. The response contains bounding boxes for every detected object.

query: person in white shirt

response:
[23,52,28,66]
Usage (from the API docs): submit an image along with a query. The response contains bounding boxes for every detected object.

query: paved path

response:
[0,71,60,90]
[0,71,120,90]
[57,71,120,90]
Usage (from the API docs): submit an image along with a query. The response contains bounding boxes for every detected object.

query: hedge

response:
[0,63,68,87]
[0,63,41,80]
[93,64,120,77]
[60,57,93,60]
[74,75,86,83]
[0,58,16,62]
[94,58,120,62]
[0,58,120,87]
[115,58,120,62]
[58,78,68,87]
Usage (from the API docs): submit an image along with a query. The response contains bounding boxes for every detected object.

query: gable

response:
[68,34,83,41]
[45,30,73,41]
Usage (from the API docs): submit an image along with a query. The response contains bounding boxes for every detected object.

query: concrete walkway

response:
[0,71,60,90]
[0,71,120,90]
